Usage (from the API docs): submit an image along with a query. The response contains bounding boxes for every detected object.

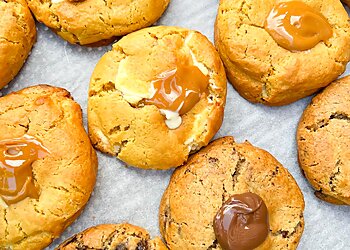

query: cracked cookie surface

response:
[215,0,350,106]
[159,137,305,249]
[56,223,167,250]
[26,0,170,45]
[88,26,227,170]
[298,76,350,205]
[0,85,98,250]
[0,0,36,89]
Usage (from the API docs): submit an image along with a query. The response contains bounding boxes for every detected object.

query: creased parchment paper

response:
[1,1,350,249]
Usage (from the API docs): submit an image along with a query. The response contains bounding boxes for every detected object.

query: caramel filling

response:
[264,1,333,51]
[0,135,49,206]
[145,64,209,117]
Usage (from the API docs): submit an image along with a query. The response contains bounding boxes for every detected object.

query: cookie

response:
[0,0,36,89]
[159,137,305,249]
[27,0,170,46]
[215,0,350,106]
[56,224,167,250]
[88,26,227,170]
[0,85,97,250]
[298,76,350,205]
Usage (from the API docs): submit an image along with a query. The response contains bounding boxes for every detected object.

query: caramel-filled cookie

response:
[88,26,227,170]
[27,0,170,46]
[0,85,97,250]
[56,224,167,250]
[215,0,350,105]
[159,137,305,249]
[298,76,350,205]
[0,0,36,89]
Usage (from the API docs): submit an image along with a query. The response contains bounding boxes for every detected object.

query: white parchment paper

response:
[2,1,350,249]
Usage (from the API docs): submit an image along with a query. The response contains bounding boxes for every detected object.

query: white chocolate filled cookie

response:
[88,26,227,170]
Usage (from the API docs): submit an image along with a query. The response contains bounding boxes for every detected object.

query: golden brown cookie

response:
[0,85,97,250]
[27,0,170,46]
[159,137,305,249]
[56,224,167,250]
[215,0,350,106]
[88,26,227,170]
[0,0,36,89]
[298,76,350,205]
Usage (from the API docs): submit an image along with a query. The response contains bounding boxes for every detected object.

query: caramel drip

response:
[264,1,333,51]
[145,64,209,116]
[0,135,49,205]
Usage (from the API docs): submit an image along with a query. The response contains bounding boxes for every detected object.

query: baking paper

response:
[2,1,350,249]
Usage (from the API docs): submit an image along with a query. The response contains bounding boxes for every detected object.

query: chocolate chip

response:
[115,243,127,250]
[207,239,218,249]
[136,240,148,250]
[281,230,289,238]
[208,157,218,164]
